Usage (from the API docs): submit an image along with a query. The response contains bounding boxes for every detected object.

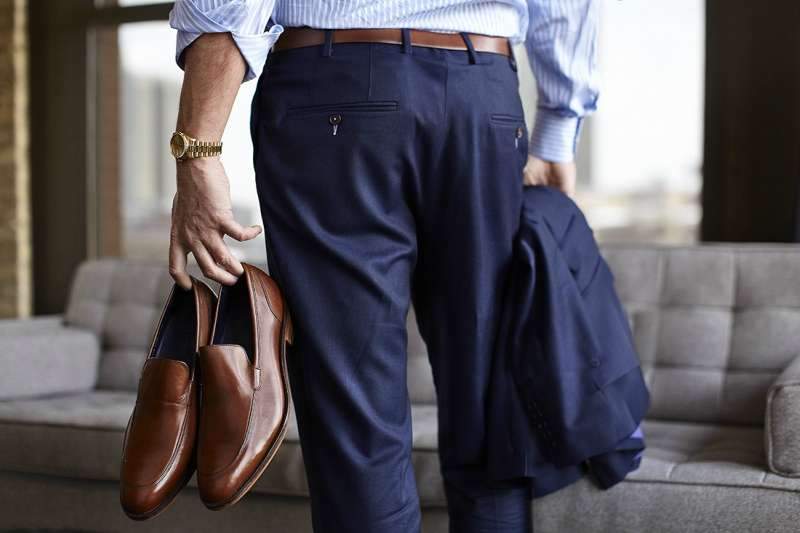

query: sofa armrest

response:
[766,353,800,476]
[0,316,100,400]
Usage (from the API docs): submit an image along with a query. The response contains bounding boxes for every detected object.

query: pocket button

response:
[516,126,524,139]
[329,113,342,125]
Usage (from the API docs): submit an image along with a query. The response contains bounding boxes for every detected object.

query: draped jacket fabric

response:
[486,185,651,498]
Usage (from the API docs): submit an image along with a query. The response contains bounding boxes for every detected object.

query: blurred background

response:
[3,2,800,533]
[4,0,797,318]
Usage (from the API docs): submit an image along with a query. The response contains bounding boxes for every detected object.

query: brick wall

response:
[0,0,31,318]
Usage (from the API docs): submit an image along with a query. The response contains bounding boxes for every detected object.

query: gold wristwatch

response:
[169,131,223,161]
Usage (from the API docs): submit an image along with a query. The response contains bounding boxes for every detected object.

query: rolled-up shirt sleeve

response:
[525,0,600,162]
[169,0,283,83]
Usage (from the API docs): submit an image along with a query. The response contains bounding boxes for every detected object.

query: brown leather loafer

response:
[197,262,294,510]
[119,277,216,520]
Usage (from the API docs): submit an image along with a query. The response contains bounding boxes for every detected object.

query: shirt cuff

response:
[528,108,584,163]
[169,2,283,83]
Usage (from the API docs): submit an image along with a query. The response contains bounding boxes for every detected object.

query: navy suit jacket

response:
[486,185,651,498]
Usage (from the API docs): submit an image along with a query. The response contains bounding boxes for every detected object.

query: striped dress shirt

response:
[169,0,599,162]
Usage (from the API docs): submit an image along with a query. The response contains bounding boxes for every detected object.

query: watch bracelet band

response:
[187,140,223,158]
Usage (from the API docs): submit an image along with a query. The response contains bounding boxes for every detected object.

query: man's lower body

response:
[251,28,532,533]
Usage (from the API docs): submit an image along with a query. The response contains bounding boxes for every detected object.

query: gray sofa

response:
[1,243,800,532]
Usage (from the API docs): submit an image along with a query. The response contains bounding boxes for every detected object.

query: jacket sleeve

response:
[585,423,645,489]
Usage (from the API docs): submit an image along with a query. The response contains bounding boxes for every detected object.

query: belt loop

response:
[322,29,333,57]
[401,28,412,54]
[507,39,518,72]
[459,32,479,64]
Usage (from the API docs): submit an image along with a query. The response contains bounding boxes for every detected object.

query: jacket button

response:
[515,126,524,139]
[329,113,342,125]
[590,357,601,367]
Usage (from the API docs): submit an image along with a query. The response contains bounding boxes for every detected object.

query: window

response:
[516,0,705,243]
[117,20,264,261]
[104,2,705,263]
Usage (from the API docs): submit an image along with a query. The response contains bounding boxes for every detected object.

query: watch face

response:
[170,132,187,159]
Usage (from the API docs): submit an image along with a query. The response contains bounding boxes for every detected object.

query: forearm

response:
[167,2,275,288]
[175,32,245,141]
[169,31,262,289]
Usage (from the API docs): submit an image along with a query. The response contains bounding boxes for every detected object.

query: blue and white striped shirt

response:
[169,0,599,162]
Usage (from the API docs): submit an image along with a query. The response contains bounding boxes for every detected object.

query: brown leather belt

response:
[272,27,512,56]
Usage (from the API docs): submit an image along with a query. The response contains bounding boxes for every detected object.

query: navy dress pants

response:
[251,28,532,533]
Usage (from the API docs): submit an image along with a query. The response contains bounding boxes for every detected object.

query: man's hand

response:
[169,158,262,289]
[168,32,249,290]
[523,155,577,197]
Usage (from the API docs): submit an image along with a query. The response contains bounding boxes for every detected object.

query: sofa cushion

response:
[0,391,447,506]
[601,244,800,425]
[627,419,800,489]
[0,391,134,480]
[62,258,441,406]
[5,392,800,507]
[64,260,175,391]
[534,418,800,533]
[63,260,227,391]
[0,316,100,400]
[766,353,800,476]
[534,471,800,533]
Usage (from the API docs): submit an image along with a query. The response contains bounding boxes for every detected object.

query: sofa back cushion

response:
[602,244,800,425]
[62,258,440,399]
[63,243,800,422]
[65,259,197,390]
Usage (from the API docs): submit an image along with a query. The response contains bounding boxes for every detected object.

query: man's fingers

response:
[548,161,577,197]
[169,241,193,290]
[523,168,548,187]
[202,234,244,277]
[522,155,548,187]
[221,218,262,242]
[191,241,239,286]
[523,172,546,187]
